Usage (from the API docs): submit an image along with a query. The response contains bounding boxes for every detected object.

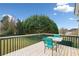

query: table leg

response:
[56,43,57,52]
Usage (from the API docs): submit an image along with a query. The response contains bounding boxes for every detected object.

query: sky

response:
[0,3,77,29]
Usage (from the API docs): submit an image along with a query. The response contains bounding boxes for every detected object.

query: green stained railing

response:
[0,33,79,56]
[0,34,42,56]
[60,35,79,48]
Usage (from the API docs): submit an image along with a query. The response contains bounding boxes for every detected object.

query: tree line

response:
[0,15,59,36]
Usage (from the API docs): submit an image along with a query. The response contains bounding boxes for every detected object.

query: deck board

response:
[4,41,79,56]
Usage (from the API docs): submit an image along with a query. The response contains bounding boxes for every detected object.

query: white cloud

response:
[69,18,74,20]
[53,13,57,15]
[2,14,13,19]
[54,4,74,13]
[57,2,68,6]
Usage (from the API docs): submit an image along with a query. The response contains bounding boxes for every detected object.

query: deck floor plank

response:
[4,41,79,56]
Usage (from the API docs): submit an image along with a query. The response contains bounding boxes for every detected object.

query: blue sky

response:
[0,3,77,29]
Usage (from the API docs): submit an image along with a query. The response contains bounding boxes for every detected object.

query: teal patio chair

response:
[42,37,57,56]
[52,34,61,51]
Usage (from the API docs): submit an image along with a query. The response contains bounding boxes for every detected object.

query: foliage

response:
[0,15,59,36]
[16,19,24,35]
[1,15,16,36]
[23,15,59,34]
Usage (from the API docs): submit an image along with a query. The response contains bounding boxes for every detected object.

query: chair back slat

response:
[43,37,54,48]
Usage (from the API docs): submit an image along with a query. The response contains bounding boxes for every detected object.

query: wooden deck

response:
[4,41,79,56]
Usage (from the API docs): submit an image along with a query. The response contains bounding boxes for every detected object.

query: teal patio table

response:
[47,36,63,42]
[47,36,63,52]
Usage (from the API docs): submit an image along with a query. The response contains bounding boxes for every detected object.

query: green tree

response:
[16,19,24,35]
[1,15,16,36]
[23,15,59,34]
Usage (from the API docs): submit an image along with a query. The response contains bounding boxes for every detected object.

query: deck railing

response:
[0,34,42,56]
[61,35,79,48]
[0,33,79,56]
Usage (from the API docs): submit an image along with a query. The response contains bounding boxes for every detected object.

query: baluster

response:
[76,36,77,48]
[10,38,12,52]
[3,40,5,55]
[19,38,21,49]
[12,38,14,51]
[72,36,74,47]
[14,38,16,51]
[14,38,16,50]
[1,40,5,55]
[67,36,70,46]
[0,39,1,56]
[70,36,72,47]
[73,36,75,47]
[69,36,72,47]
[7,39,8,54]
[20,37,22,48]
[21,37,22,48]
[65,36,67,45]
[17,37,19,50]
[1,40,3,55]
[69,36,71,46]
[7,39,10,53]
[22,37,23,48]
[78,37,79,48]
[11,38,13,51]
[18,37,20,49]
[71,36,73,47]
[16,37,18,50]
[23,37,25,47]
[67,36,68,46]
[19,37,21,49]
[24,37,26,47]
[67,36,68,45]
[21,37,23,48]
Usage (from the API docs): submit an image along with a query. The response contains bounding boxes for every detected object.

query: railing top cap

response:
[0,33,79,39]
